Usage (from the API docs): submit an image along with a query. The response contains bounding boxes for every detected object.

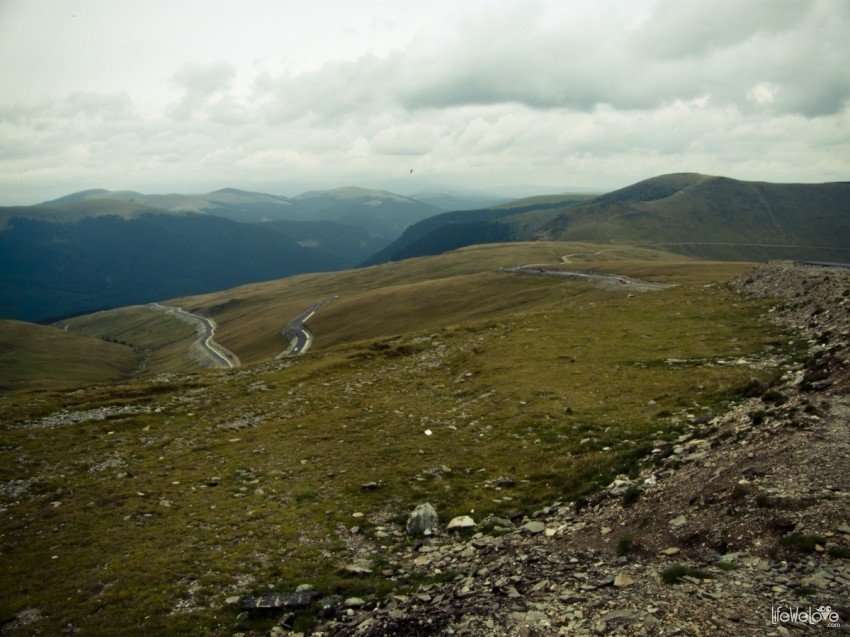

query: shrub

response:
[621,485,641,508]
[730,485,749,500]
[780,533,826,554]
[661,564,714,584]
[616,535,635,556]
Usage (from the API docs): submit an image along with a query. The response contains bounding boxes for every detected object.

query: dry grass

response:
[0,320,137,390]
[60,306,200,374]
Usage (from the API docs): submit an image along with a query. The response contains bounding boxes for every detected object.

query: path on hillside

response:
[277,297,337,358]
[149,303,240,369]
[498,265,672,292]
[560,248,623,263]
[629,241,850,252]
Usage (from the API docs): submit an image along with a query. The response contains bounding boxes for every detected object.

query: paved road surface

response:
[278,297,336,358]
[498,265,672,291]
[149,303,240,368]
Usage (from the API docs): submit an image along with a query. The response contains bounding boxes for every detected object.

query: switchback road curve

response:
[149,303,240,369]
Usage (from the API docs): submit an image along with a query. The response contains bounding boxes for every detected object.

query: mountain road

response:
[149,303,240,368]
[277,297,337,358]
[498,265,673,292]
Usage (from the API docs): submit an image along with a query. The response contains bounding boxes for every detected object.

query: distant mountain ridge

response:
[364,174,850,265]
[4,173,849,323]
[0,185,484,322]
[34,185,439,231]
[535,174,850,261]
[0,213,331,322]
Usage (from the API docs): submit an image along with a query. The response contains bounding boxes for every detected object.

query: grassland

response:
[0,320,137,390]
[170,242,741,364]
[60,306,203,376]
[0,244,790,635]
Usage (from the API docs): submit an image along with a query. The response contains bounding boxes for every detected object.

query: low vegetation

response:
[0,320,137,390]
[0,244,785,634]
[660,564,715,585]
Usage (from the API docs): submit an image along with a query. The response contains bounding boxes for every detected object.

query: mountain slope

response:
[0,213,329,322]
[1,242,806,636]
[0,198,172,228]
[38,186,441,238]
[534,174,850,261]
[1,185,444,322]
[293,186,440,239]
[0,319,137,389]
[40,187,298,222]
[362,194,594,265]
[362,174,850,265]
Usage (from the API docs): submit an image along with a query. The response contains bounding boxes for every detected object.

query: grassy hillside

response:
[0,199,170,229]
[362,195,594,266]
[0,245,789,635]
[54,241,758,374]
[171,242,686,364]
[0,320,138,389]
[360,174,850,265]
[59,306,201,375]
[535,174,850,261]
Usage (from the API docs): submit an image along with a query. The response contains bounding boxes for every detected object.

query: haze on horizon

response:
[1,0,849,206]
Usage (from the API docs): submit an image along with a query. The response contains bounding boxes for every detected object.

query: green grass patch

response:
[661,564,715,584]
[616,535,636,556]
[780,534,826,554]
[828,547,850,559]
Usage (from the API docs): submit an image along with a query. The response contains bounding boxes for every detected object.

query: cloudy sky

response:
[1,0,849,204]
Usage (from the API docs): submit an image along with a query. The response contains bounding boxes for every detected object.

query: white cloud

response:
[0,0,847,204]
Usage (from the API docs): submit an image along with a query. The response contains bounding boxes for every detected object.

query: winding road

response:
[498,265,672,292]
[149,303,240,368]
[277,297,337,358]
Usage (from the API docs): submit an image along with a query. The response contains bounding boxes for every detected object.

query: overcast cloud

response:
[0,0,848,204]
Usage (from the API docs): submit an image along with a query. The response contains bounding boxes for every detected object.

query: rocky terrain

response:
[248,262,850,637]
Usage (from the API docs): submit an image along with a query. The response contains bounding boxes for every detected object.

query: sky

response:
[1,0,849,204]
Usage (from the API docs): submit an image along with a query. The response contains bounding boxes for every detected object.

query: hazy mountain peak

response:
[296,186,412,202]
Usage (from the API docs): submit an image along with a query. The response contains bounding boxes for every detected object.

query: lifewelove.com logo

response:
[772,605,842,628]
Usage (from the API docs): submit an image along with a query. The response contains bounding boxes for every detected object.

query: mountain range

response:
[1,173,848,323]
[0,187,446,322]
[368,173,850,265]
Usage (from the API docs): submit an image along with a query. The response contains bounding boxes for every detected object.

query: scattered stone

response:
[447,515,476,531]
[614,573,635,587]
[406,503,439,537]
[601,609,644,624]
[668,515,687,528]
[344,560,374,575]
[239,589,319,610]
[521,521,546,534]
[661,547,680,556]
